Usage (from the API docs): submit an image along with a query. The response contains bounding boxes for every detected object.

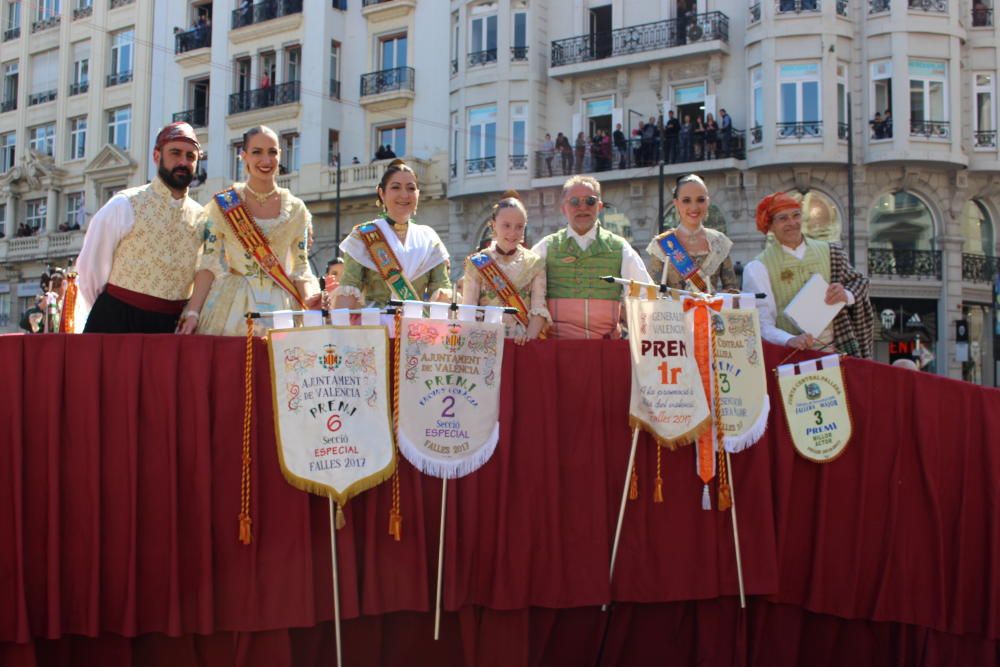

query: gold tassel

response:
[239,316,255,545]
[388,508,402,541]
[388,312,404,542]
[628,462,639,500]
[335,504,346,530]
[717,449,732,511]
[238,513,252,545]
[653,445,664,503]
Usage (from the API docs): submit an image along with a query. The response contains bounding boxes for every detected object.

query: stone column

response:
[44,184,59,234]
[4,188,17,235]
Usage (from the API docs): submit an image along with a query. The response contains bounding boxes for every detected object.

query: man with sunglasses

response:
[532,175,652,339]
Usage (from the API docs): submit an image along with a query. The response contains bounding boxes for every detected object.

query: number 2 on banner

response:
[441,396,456,418]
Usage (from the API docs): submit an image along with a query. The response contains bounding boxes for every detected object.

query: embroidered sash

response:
[657,231,708,293]
[469,252,530,328]
[357,221,420,301]
[214,188,306,309]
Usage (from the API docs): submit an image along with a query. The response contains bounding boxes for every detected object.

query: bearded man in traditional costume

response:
[76,122,205,333]
[531,175,652,339]
[741,191,874,358]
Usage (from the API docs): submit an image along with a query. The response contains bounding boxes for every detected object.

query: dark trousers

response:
[84,290,181,334]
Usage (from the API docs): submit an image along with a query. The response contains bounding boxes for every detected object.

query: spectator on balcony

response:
[462,191,550,345]
[574,132,586,174]
[719,108,732,156]
[742,191,873,358]
[384,144,397,159]
[704,113,719,159]
[532,175,652,339]
[374,145,387,161]
[556,132,572,174]
[181,125,320,336]
[883,110,893,138]
[679,114,694,162]
[352,156,360,165]
[663,111,680,164]
[613,123,627,169]
[973,0,990,25]
[641,117,657,165]
[541,133,555,177]
[260,71,271,89]
[333,159,451,310]
[77,122,205,334]
[693,116,706,160]
[870,112,886,139]
[600,130,613,171]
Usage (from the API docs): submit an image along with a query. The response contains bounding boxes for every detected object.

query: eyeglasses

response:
[568,195,599,208]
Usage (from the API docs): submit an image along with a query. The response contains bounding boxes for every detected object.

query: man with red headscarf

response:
[742,191,873,358]
[77,122,205,333]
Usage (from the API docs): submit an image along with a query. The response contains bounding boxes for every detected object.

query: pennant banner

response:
[715,294,770,452]
[777,354,853,463]
[267,326,396,505]
[397,314,504,478]
[625,295,710,448]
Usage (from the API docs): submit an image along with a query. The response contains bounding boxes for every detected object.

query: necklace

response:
[495,244,518,256]
[245,183,278,205]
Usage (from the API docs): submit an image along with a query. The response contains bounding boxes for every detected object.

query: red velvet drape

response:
[1,334,998,666]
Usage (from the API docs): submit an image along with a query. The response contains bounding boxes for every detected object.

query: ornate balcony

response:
[172,107,208,128]
[974,130,997,148]
[229,81,300,114]
[73,6,93,19]
[2,27,19,41]
[908,0,947,11]
[1,99,15,113]
[511,46,528,61]
[27,90,56,106]
[110,0,135,7]
[466,157,496,175]
[231,0,303,30]
[175,27,211,54]
[962,254,999,283]
[749,126,763,145]
[869,0,890,12]
[31,15,60,33]
[749,3,761,23]
[468,49,498,67]
[910,120,949,139]
[836,0,849,14]
[509,155,528,171]
[106,71,133,87]
[776,121,822,139]
[69,81,89,96]
[550,11,729,68]
[868,248,942,279]
[360,66,414,97]
[776,0,821,13]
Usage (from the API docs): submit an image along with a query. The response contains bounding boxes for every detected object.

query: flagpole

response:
[434,479,448,640]
[607,427,641,606]
[726,451,747,608]
[327,498,344,667]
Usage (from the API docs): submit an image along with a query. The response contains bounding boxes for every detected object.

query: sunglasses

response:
[568,195,599,207]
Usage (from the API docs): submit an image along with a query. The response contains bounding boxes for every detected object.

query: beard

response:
[158,159,194,190]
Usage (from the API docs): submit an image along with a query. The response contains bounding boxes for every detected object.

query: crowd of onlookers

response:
[537,108,736,177]
[869,110,894,139]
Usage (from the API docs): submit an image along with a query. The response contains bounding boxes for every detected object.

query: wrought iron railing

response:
[360,66,414,96]
[229,81,300,114]
[551,11,729,67]
[330,79,340,99]
[231,0,303,29]
[750,125,763,145]
[962,254,999,283]
[776,121,822,139]
[532,134,746,179]
[466,156,496,175]
[31,15,60,33]
[106,71,133,86]
[836,0,849,14]
[110,0,135,7]
[974,130,997,148]
[509,154,528,171]
[511,46,529,61]
[868,248,942,278]
[27,90,56,106]
[175,26,211,54]
[69,81,88,96]
[972,7,993,25]
[749,3,761,22]
[910,120,949,138]
[332,0,347,9]
[362,0,395,5]
[172,107,208,128]
[777,0,821,12]
[1,99,15,113]
[838,122,849,140]
[468,49,497,67]
[450,59,458,76]
[2,27,19,41]
[73,6,93,19]
[869,0,890,12]
[908,0,947,11]
[449,162,457,179]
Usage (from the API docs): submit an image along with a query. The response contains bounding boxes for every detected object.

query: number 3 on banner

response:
[441,396,456,418]
[719,373,731,393]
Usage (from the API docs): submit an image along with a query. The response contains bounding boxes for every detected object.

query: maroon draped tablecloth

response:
[1,334,998,666]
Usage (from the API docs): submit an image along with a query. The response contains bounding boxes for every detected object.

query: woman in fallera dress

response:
[646,173,739,294]
[332,159,451,309]
[461,192,550,344]
[178,125,319,336]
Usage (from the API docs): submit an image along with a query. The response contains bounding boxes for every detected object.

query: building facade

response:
[446,0,1000,385]
[0,0,152,332]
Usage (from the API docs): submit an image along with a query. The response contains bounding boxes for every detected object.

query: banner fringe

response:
[397,424,500,480]
[723,395,770,453]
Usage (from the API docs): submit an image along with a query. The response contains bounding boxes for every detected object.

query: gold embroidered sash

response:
[469,251,530,328]
[356,221,419,301]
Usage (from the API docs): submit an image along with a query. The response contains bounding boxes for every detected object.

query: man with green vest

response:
[742,191,873,358]
[531,175,652,339]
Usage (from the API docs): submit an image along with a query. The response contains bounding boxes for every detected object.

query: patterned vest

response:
[757,237,831,333]
[107,178,205,301]
[545,226,625,300]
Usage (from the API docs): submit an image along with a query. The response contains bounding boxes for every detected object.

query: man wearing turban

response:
[742,192,873,358]
[76,122,205,333]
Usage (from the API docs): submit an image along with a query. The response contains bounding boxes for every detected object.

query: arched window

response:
[868,191,936,250]
[959,199,994,256]
[788,190,842,243]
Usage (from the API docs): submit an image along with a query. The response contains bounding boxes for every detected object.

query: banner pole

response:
[725,451,747,608]
[433,477,448,640]
[327,498,344,667]
[607,427,641,604]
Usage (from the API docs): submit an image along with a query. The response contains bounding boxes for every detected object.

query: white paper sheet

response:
[783,274,844,338]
